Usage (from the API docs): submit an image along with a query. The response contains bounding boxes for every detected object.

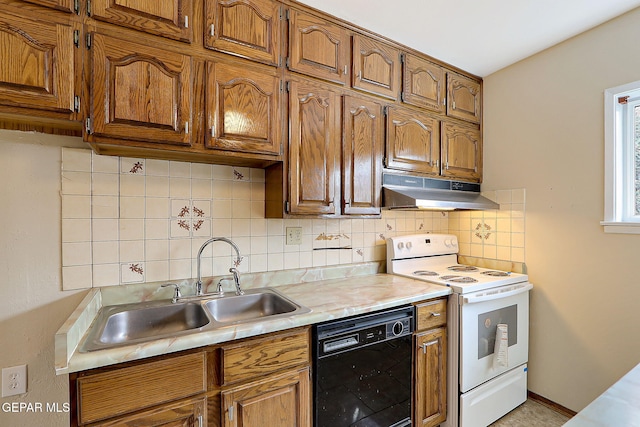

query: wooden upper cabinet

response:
[90,0,193,42]
[205,0,282,66]
[288,9,350,86]
[22,0,74,12]
[352,34,400,100]
[446,72,481,124]
[342,95,383,215]
[441,122,482,182]
[402,53,445,114]
[88,33,193,146]
[288,79,340,215]
[206,60,282,156]
[386,107,440,176]
[0,12,76,115]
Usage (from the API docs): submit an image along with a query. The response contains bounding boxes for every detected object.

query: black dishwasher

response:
[313,305,414,427]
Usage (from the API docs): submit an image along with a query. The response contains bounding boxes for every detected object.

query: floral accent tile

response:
[121,262,144,283]
[120,158,145,174]
[474,222,493,240]
[316,232,350,241]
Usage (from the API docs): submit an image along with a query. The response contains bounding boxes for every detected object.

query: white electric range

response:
[387,234,533,427]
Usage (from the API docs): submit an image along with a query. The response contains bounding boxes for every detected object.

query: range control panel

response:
[387,233,459,260]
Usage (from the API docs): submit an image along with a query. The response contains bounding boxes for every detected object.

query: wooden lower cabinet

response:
[91,397,206,427]
[414,298,448,427]
[70,327,311,427]
[221,368,311,427]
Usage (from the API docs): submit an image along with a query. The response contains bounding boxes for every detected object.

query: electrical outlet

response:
[2,365,27,397]
[286,227,303,245]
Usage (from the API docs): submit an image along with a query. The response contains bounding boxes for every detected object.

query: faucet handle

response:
[161,283,182,303]
[229,267,244,296]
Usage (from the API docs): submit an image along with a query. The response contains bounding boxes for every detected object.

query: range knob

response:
[444,238,452,247]
[397,242,405,250]
[406,242,413,249]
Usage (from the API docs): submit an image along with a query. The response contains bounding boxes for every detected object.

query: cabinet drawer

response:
[76,352,206,424]
[416,299,447,330]
[220,328,310,386]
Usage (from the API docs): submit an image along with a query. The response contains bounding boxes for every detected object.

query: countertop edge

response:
[57,273,451,374]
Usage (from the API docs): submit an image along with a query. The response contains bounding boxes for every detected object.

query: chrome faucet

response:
[196,237,243,296]
[216,267,243,296]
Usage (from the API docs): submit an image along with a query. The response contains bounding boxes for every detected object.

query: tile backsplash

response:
[60,148,453,290]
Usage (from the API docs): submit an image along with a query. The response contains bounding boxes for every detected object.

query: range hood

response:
[382,173,499,210]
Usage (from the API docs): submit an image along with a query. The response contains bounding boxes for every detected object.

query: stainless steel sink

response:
[204,288,309,325]
[79,288,310,352]
[81,301,210,352]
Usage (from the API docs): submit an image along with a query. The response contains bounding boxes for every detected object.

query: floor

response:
[489,399,571,426]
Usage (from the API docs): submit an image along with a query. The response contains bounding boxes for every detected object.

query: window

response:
[602,80,640,234]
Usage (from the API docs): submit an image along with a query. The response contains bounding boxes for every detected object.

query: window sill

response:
[601,221,640,234]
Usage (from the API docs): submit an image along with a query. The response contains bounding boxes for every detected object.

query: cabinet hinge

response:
[86,33,91,49]
[86,0,91,16]
[74,96,80,113]
[383,157,387,168]
[285,8,290,20]
[286,81,290,92]
[280,6,285,20]
[285,201,290,213]
[85,117,92,134]
[73,30,80,48]
[400,53,405,64]
[383,105,388,116]
[73,0,79,14]
[280,80,283,92]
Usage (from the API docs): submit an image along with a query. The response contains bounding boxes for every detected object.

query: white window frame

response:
[602,80,640,234]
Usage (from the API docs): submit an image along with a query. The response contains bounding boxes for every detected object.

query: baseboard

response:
[528,390,577,419]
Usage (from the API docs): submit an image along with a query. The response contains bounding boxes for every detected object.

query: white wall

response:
[0,131,86,426]
[483,7,640,412]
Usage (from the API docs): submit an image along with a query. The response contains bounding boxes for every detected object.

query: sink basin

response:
[81,301,210,352]
[79,288,310,352]
[204,289,307,325]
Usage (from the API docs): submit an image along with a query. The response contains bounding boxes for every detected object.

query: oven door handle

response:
[462,283,533,304]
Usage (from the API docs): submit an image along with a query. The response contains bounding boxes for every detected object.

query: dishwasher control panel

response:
[315,306,414,358]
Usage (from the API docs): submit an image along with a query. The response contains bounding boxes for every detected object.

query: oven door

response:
[459,282,532,393]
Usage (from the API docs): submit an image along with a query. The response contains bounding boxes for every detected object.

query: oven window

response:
[477,304,518,359]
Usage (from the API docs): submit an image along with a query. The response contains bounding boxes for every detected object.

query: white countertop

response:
[55,265,451,374]
[563,362,640,427]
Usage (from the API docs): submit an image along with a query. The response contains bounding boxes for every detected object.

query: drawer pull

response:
[197,415,203,427]
[421,340,439,353]
[430,312,441,317]
[228,405,234,421]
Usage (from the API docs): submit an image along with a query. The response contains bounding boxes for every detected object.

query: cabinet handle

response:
[421,340,438,353]
[184,15,189,28]
[228,406,234,421]
[185,121,189,134]
[358,70,362,80]
[452,100,456,109]
[210,24,215,37]
[343,65,348,75]
[197,415,203,427]
[430,312,441,317]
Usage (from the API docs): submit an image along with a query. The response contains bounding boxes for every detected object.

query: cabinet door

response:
[0,12,75,114]
[415,328,447,427]
[206,61,281,156]
[288,80,340,215]
[342,95,383,215]
[92,397,206,427]
[222,368,311,427]
[385,107,440,176]
[88,33,193,147]
[288,9,350,86]
[402,54,445,113]
[205,0,281,66]
[441,122,482,182]
[91,0,192,42]
[446,72,481,124]
[22,0,74,12]
[352,34,400,100]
